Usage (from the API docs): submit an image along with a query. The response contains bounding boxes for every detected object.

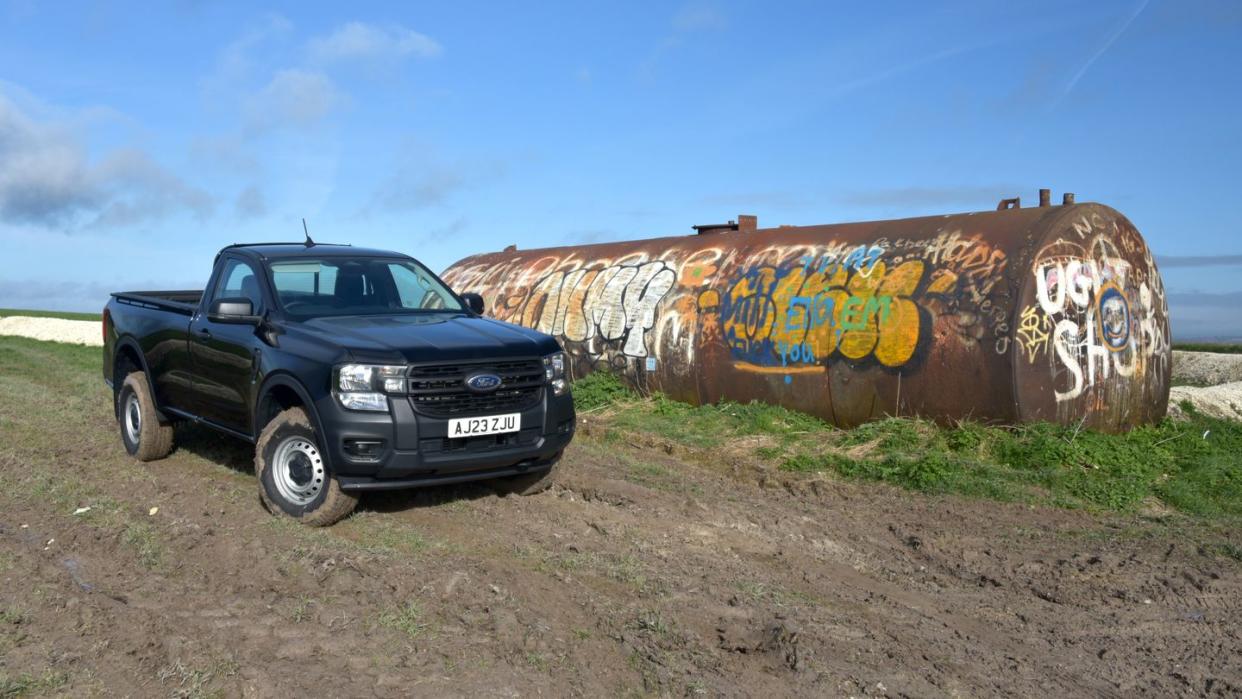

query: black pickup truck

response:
[103,242,575,525]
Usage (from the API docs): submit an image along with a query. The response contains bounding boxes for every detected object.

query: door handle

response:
[194,327,212,341]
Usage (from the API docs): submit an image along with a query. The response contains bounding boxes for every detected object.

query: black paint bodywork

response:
[102,244,575,490]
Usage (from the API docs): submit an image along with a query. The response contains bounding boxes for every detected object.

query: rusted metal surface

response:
[441,199,1171,432]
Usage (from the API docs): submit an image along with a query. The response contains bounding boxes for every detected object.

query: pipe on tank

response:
[441,202,1171,432]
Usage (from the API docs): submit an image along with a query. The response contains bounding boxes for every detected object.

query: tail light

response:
[102,309,109,343]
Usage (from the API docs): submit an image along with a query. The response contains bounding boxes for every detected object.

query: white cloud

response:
[0,91,214,229]
[308,21,441,64]
[202,14,294,101]
[672,2,727,31]
[243,69,344,132]
[364,144,506,216]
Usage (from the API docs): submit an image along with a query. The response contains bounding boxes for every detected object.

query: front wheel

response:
[254,407,358,527]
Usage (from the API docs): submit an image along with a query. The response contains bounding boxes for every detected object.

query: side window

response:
[389,263,449,309]
[212,259,263,312]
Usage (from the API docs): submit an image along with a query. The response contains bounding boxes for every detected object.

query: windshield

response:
[268,257,465,319]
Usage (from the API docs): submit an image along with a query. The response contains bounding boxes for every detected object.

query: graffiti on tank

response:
[876,231,1011,353]
[439,205,1170,431]
[1023,217,1169,405]
[1015,304,1053,363]
[718,257,929,382]
[504,260,676,360]
[440,232,1019,386]
[798,243,885,278]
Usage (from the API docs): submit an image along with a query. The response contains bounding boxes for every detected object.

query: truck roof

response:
[218,243,411,261]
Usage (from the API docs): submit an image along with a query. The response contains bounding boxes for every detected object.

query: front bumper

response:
[314,386,575,491]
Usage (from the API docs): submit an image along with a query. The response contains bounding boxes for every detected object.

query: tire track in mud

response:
[0,381,1239,695]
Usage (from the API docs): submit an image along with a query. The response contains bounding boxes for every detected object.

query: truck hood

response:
[294,313,560,364]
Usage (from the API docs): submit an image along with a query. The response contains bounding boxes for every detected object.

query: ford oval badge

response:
[465,372,502,392]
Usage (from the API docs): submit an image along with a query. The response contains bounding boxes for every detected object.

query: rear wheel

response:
[117,372,174,461]
[492,452,562,496]
[255,407,358,526]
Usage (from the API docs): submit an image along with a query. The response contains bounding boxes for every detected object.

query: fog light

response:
[344,439,385,460]
[552,378,568,396]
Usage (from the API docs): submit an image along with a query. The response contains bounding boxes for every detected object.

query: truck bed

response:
[111,290,202,315]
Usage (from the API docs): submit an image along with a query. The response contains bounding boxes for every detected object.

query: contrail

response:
[1057,0,1150,105]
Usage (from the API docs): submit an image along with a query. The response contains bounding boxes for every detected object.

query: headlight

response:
[335,364,406,411]
[543,352,568,396]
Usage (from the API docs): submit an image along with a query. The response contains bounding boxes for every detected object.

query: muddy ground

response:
[1,356,1240,697]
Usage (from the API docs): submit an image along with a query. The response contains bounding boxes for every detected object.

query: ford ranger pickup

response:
[102,242,575,525]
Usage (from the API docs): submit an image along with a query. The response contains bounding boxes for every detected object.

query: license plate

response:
[448,413,521,438]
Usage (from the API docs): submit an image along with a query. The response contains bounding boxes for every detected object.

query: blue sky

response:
[1,0,1240,339]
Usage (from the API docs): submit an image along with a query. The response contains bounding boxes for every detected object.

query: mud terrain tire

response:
[492,452,562,496]
[255,407,358,526]
[117,372,174,461]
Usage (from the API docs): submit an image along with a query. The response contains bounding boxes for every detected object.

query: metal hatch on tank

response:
[440,190,1172,433]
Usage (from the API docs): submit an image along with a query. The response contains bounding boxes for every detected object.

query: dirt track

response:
[1,344,1240,696]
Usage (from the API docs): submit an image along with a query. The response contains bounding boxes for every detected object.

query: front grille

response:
[408,359,545,418]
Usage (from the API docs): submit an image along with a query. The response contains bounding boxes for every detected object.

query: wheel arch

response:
[112,336,154,414]
[255,373,330,454]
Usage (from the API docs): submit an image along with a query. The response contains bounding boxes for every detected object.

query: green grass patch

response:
[1173,342,1242,354]
[571,370,637,411]
[0,307,101,321]
[576,370,1242,520]
[0,669,70,697]
[122,520,165,569]
[378,600,430,639]
[576,371,829,450]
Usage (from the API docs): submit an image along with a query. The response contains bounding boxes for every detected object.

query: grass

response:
[122,521,165,569]
[572,371,1242,519]
[377,600,430,639]
[0,670,69,698]
[0,307,100,321]
[1174,342,1242,355]
[157,658,239,699]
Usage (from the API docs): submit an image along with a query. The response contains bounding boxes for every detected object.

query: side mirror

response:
[460,292,485,315]
[208,297,260,324]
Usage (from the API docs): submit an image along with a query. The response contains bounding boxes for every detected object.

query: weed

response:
[734,580,820,608]
[378,600,429,639]
[157,658,239,699]
[572,371,636,411]
[0,669,69,697]
[631,610,671,638]
[0,608,24,625]
[524,652,550,672]
[290,595,313,623]
[755,445,783,460]
[1211,542,1242,562]
[122,520,164,569]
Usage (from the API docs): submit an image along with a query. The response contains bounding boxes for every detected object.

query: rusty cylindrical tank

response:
[441,201,1171,432]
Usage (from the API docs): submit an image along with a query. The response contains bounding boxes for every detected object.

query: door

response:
[189,257,265,433]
